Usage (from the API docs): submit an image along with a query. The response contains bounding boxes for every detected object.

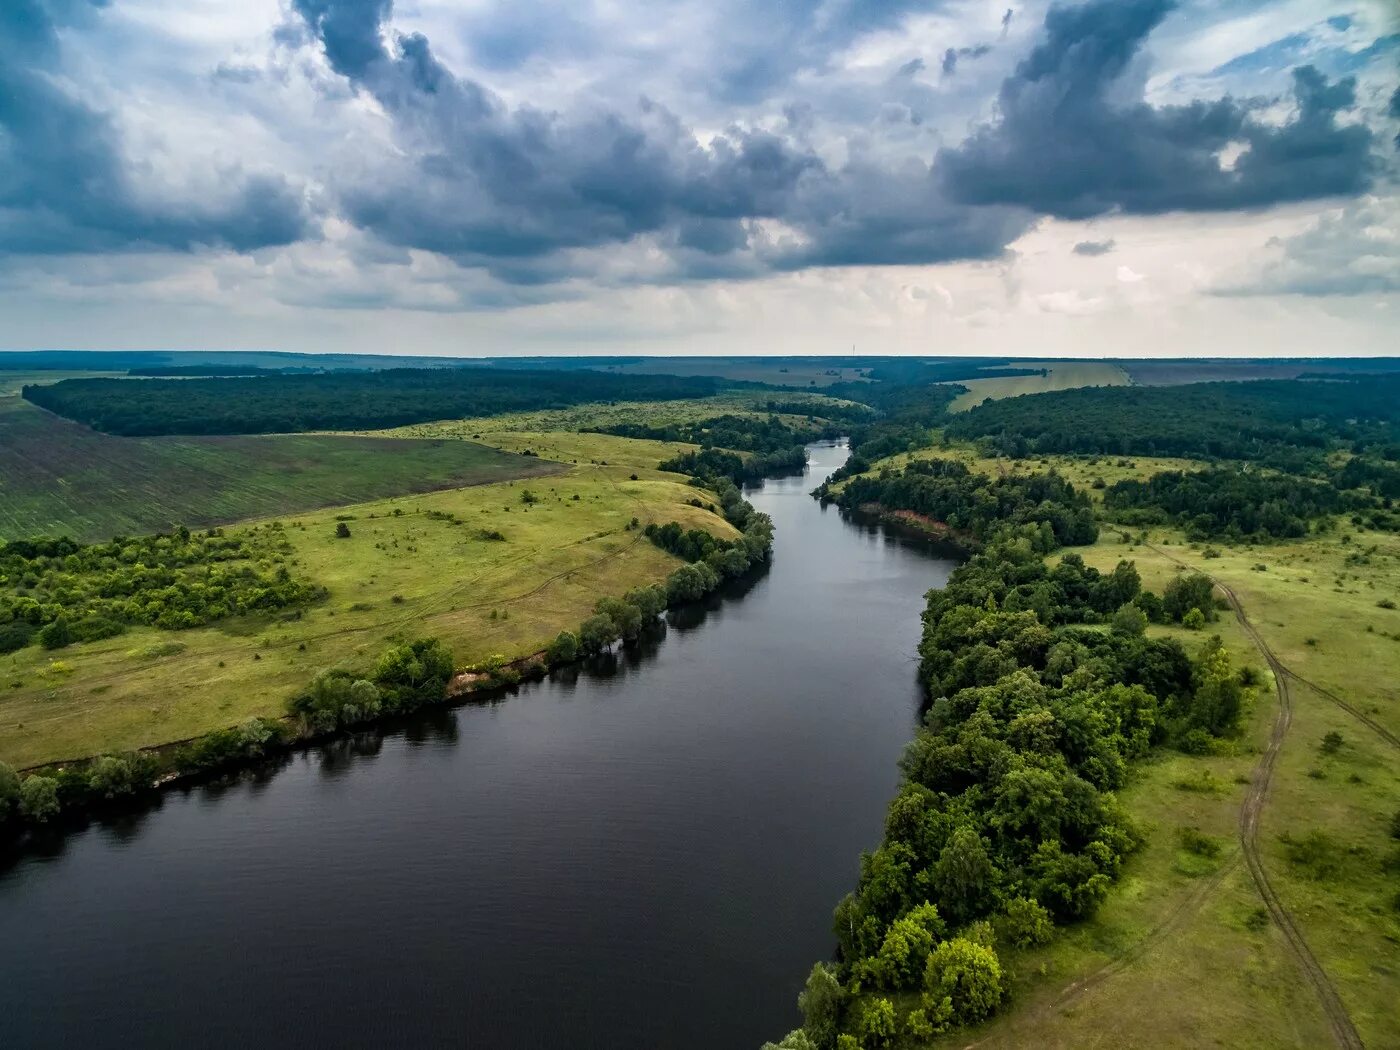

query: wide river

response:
[0,441,955,1049]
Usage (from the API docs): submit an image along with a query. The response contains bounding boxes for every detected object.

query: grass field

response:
[0,373,561,541]
[349,391,866,441]
[0,431,734,769]
[947,361,1130,412]
[844,443,1400,1048]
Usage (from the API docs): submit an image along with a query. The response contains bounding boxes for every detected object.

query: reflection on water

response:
[0,441,958,1050]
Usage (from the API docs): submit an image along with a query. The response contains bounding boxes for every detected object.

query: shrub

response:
[335,521,351,538]
[1178,826,1221,858]
[995,896,1054,948]
[19,775,61,822]
[37,616,74,650]
[373,637,454,713]
[1320,731,1344,754]
[547,631,579,665]
[922,938,1004,1028]
[88,753,155,799]
[1182,607,1206,630]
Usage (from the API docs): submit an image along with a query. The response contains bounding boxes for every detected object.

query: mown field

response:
[0,431,734,769]
[842,443,1400,1048]
[0,373,561,541]
[946,361,1130,412]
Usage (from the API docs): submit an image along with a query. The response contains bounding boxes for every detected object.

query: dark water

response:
[0,442,954,1050]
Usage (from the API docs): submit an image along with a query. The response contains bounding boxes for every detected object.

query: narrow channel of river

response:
[0,441,956,1050]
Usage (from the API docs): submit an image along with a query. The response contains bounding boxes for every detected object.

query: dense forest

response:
[945,376,1400,464]
[823,459,1098,549]
[592,412,835,452]
[23,368,733,436]
[1102,467,1364,540]
[767,477,1247,1050]
[0,526,324,654]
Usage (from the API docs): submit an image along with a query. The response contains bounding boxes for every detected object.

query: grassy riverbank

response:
[820,443,1400,1048]
[0,431,736,769]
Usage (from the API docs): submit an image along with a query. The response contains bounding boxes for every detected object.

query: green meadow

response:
[0,430,735,769]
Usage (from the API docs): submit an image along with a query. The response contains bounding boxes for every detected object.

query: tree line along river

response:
[0,441,957,1050]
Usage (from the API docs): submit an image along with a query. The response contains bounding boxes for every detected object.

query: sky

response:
[1,0,1397,358]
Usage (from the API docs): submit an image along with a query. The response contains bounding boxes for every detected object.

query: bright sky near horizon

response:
[1,0,1397,358]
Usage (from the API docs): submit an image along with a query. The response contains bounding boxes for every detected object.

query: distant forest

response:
[23,369,733,436]
[945,376,1400,464]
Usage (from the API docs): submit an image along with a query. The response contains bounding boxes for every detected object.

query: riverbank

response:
[0,440,960,1050]
[0,432,737,771]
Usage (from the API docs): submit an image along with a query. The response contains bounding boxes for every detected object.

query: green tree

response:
[547,630,579,664]
[19,775,60,822]
[0,760,20,821]
[623,585,667,621]
[932,826,997,925]
[1111,602,1148,637]
[1182,607,1206,630]
[1188,635,1243,735]
[335,521,351,538]
[995,896,1054,948]
[923,937,1004,1027]
[37,616,74,650]
[374,637,454,712]
[856,997,896,1049]
[595,596,644,641]
[797,963,844,1047]
[578,614,619,654]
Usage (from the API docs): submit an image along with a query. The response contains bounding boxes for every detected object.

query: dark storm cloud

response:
[1073,239,1115,256]
[0,0,310,254]
[938,0,1376,218]
[941,44,991,76]
[291,0,1029,279]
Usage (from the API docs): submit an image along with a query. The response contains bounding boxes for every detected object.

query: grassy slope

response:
[0,374,562,542]
[844,444,1400,1048]
[0,431,735,769]
[947,361,1131,413]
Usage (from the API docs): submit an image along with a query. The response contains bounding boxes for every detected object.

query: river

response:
[0,441,956,1049]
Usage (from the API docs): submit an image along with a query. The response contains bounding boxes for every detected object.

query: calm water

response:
[0,442,954,1050]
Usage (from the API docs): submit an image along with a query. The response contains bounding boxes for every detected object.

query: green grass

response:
[946,361,1131,412]
[0,431,734,769]
[346,391,866,440]
[846,443,1400,1047]
[0,373,562,541]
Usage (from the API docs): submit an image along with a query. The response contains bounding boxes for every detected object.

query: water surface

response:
[0,442,955,1049]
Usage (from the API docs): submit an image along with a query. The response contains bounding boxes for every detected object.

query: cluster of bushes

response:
[0,751,161,829]
[660,445,808,483]
[547,489,775,664]
[595,413,834,452]
[768,506,1247,1047]
[286,638,455,733]
[824,459,1098,550]
[22,368,729,436]
[0,637,456,833]
[1103,468,1356,540]
[0,525,325,653]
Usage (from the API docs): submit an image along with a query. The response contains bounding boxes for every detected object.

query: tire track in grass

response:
[1144,543,1364,1050]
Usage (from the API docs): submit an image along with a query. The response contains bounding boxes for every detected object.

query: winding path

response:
[1145,544,1365,1050]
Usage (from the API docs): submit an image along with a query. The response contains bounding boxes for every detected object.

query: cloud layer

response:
[0,0,1395,355]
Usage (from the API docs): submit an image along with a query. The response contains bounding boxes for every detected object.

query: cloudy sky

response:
[1,0,1397,358]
